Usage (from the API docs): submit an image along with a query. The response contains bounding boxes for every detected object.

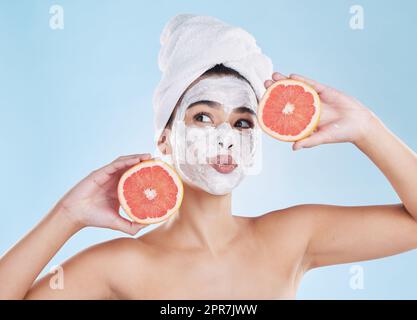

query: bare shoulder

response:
[248,204,323,263]
[65,236,153,276]
[76,236,160,298]
[90,235,161,266]
[252,204,318,234]
[26,237,155,299]
[75,236,146,258]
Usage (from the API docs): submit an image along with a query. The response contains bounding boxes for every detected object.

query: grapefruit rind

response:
[117,159,184,225]
[257,79,321,142]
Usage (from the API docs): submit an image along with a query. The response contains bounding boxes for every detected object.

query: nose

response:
[216,122,235,151]
[218,133,235,150]
[218,141,233,149]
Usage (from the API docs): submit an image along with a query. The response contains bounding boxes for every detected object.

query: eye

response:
[194,112,213,124]
[234,119,253,129]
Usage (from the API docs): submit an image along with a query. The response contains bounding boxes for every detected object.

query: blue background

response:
[1,0,417,299]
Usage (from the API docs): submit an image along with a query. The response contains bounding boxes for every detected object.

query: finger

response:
[289,74,327,94]
[110,216,146,235]
[265,72,288,89]
[91,153,152,187]
[272,72,287,81]
[104,153,152,175]
[292,127,333,150]
[105,153,152,177]
[264,79,274,88]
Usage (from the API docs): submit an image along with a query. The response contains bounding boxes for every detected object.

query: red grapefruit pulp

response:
[257,79,321,142]
[118,159,183,224]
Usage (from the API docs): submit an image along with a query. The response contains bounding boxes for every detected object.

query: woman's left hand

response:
[264,72,377,150]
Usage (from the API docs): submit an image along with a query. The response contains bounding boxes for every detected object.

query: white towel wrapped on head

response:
[153,14,273,137]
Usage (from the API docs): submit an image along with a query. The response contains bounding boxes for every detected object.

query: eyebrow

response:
[233,106,256,116]
[187,100,222,110]
[187,100,256,115]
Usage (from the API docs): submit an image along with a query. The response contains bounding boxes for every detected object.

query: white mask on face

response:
[164,75,262,195]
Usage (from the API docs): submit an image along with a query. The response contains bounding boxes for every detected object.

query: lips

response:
[209,154,237,174]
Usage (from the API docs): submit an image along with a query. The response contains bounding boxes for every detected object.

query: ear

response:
[157,128,172,155]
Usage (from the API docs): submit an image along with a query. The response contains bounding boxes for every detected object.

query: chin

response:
[183,181,233,196]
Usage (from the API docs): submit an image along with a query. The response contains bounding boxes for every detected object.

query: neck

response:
[163,183,240,252]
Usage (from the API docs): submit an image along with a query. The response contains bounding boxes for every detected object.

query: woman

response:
[1,15,417,300]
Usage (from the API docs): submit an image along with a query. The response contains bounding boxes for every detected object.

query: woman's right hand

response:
[55,153,152,235]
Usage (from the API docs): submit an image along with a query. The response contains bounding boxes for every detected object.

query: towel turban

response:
[152,14,274,137]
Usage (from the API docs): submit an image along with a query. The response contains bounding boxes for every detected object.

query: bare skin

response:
[1,72,417,299]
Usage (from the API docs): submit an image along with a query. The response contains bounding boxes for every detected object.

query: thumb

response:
[110,216,146,235]
[293,127,333,150]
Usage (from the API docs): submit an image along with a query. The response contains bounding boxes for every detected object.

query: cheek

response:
[183,114,194,126]
[171,125,214,164]
[185,129,218,160]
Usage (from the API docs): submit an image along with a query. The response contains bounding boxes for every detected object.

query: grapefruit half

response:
[257,79,321,142]
[118,159,183,224]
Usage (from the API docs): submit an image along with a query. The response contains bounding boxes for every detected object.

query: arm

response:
[264,73,417,270]
[305,115,417,269]
[0,205,82,299]
[300,202,417,269]
[0,154,149,299]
